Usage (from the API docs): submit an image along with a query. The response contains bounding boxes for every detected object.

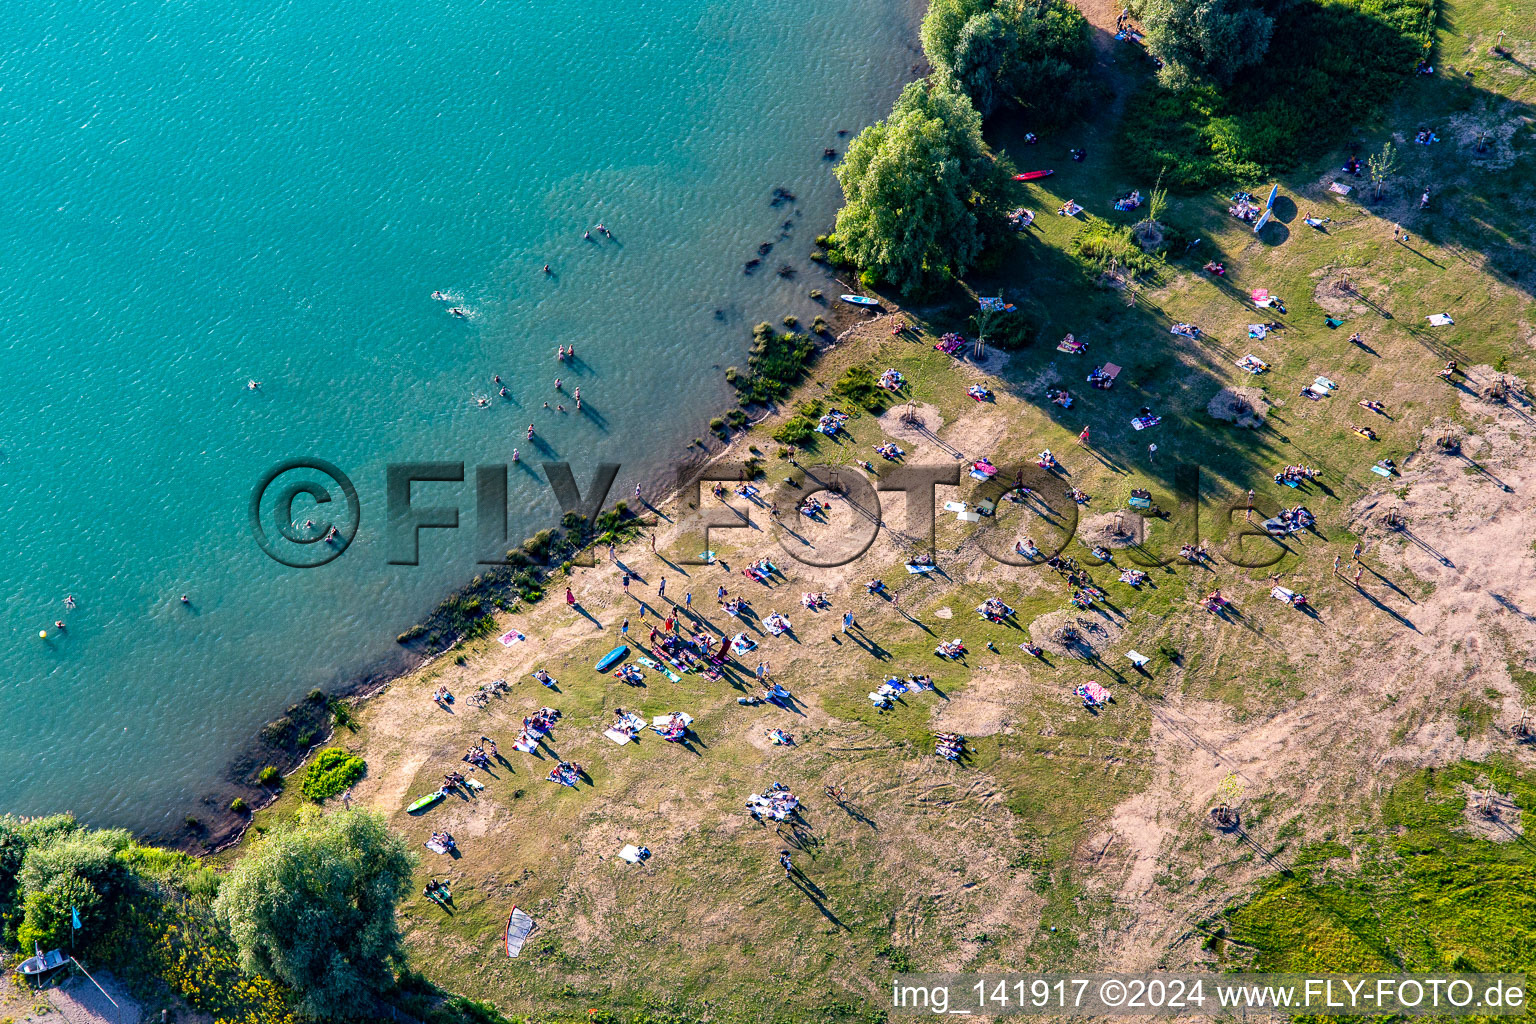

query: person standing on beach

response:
[1246,489,1254,521]
[608,542,616,562]
[566,587,575,608]
[621,572,630,595]
[842,610,855,634]
[658,576,666,599]
[684,591,692,612]
[621,617,629,637]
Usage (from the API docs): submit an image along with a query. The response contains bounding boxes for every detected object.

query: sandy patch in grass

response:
[1462,784,1524,842]
[1206,387,1269,427]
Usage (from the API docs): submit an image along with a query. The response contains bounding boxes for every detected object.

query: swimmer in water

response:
[180,595,190,605]
[557,345,565,361]
[527,424,535,440]
[557,404,565,413]
[574,387,581,410]
[597,223,608,236]
[543,264,551,275]
[247,380,262,390]
[54,620,65,631]
[64,595,76,609]
[476,396,489,407]
[554,378,562,390]
[493,374,501,384]
[543,401,550,409]
[499,387,509,398]
[583,231,591,241]
[511,448,520,463]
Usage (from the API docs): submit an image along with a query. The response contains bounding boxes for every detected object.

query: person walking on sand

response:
[1078,425,1090,445]
[621,617,629,637]
[1246,489,1254,522]
[1148,442,1157,461]
[1354,564,1364,585]
[621,572,630,595]
[684,591,692,612]
[341,788,352,809]
[1333,554,1342,576]
[779,849,794,877]
[842,610,855,634]
[608,542,616,562]
[566,587,575,608]
[657,576,666,599]
[1352,541,1363,559]
[650,533,657,553]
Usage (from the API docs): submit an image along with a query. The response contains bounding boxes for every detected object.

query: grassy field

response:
[225,0,1536,1020]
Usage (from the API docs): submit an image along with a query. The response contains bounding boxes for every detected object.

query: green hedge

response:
[1121,0,1435,188]
[298,748,366,802]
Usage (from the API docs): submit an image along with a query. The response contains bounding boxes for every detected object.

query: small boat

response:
[1014,170,1054,181]
[19,945,66,977]
[430,291,450,301]
[839,294,879,307]
[407,789,446,813]
[595,644,629,672]
[446,307,471,318]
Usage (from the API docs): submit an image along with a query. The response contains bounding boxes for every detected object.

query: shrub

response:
[258,765,281,786]
[230,798,248,814]
[831,366,889,412]
[1070,217,1164,277]
[734,323,817,404]
[298,748,366,802]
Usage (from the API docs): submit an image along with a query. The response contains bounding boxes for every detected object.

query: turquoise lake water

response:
[0,0,917,829]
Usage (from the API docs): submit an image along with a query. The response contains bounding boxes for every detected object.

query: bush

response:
[1070,217,1164,277]
[298,748,366,802]
[230,798,248,814]
[831,366,890,413]
[1120,0,1435,188]
[258,765,281,786]
[734,323,817,404]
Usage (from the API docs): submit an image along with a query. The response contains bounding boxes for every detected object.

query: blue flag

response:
[71,906,81,930]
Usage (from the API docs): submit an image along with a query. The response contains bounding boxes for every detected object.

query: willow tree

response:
[215,809,415,1019]
[833,82,1003,294]
[922,0,1092,119]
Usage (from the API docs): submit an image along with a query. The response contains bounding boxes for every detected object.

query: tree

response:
[215,809,415,1019]
[922,0,1092,119]
[833,82,1005,294]
[1367,141,1398,201]
[1132,0,1274,89]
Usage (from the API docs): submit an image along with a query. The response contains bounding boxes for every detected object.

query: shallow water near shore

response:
[0,0,917,830]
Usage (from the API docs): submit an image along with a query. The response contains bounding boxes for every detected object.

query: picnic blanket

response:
[1371,464,1394,477]
[1329,181,1352,195]
[651,713,693,728]
[425,839,451,855]
[1060,200,1083,216]
[1237,354,1270,374]
[618,844,646,864]
[730,633,757,655]
[1271,586,1296,602]
[513,735,539,753]
[1075,681,1111,707]
[603,728,634,745]
[1131,415,1162,430]
[637,656,682,682]
[905,563,938,574]
[957,511,982,523]
[943,501,967,512]
[498,630,526,647]
[1057,334,1086,354]
[1426,313,1454,326]
[1248,324,1268,338]
[1313,376,1337,391]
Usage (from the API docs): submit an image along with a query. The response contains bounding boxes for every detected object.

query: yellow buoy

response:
[39,630,48,639]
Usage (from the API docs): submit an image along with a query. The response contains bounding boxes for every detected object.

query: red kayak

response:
[1014,170,1054,181]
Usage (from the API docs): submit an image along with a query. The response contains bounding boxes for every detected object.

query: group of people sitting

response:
[613,663,645,685]
[1270,506,1316,533]
[741,558,776,583]
[657,712,690,743]
[798,496,830,519]
[1203,589,1229,612]
[1229,198,1260,222]
[1170,322,1201,338]
[934,332,966,355]
[1037,449,1060,470]
[432,684,453,707]
[763,612,791,635]
[935,733,966,762]
[1414,128,1439,145]
[967,384,994,402]
[1007,207,1034,230]
[1274,465,1318,486]
[977,597,1013,622]
[461,742,494,768]
[1113,189,1142,211]
[546,761,582,787]
[1046,387,1074,408]
[1119,568,1149,587]
[1353,425,1379,440]
[746,782,799,821]
[1203,261,1226,275]
[423,878,451,906]
[934,638,967,659]
[1179,544,1207,563]
[877,368,906,391]
[1071,585,1106,609]
[800,591,829,609]
[427,831,456,853]
[1087,366,1116,389]
[875,442,904,460]
[816,410,849,435]
[517,707,561,750]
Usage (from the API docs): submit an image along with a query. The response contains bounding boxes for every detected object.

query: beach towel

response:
[943,501,967,512]
[463,777,484,791]
[1237,355,1269,374]
[969,468,991,481]
[1251,288,1269,302]
[977,499,996,515]
[513,736,538,753]
[1427,314,1454,326]
[1329,181,1352,195]
[603,728,633,745]
[1282,476,1301,487]
[1325,316,1344,328]
[1371,464,1393,477]
[906,563,937,574]
[1271,586,1295,602]
[1060,200,1083,216]
[529,673,557,688]
[425,839,451,855]
[1314,376,1337,390]
[1075,681,1111,706]
[651,713,693,728]
[498,630,525,647]
[1101,362,1122,380]
[618,844,645,864]
[697,551,717,563]
[1131,415,1162,431]
[1126,650,1150,668]
[957,511,982,523]
[1248,324,1268,338]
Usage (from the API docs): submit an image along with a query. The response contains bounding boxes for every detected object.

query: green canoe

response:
[407,789,445,813]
